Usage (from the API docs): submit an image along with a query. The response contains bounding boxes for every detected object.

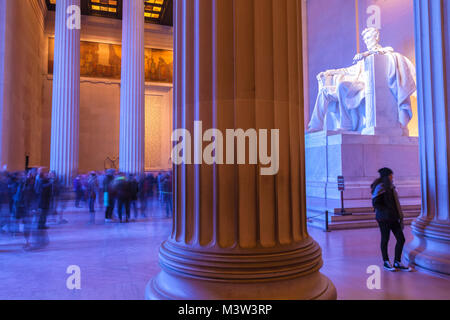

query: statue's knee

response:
[337,82,350,90]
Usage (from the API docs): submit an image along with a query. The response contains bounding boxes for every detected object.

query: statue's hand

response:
[353,53,365,63]
[317,72,326,81]
[317,70,335,81]
[376,47,394,55]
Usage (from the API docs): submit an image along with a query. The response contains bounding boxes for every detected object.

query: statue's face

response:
[363,32,380,50]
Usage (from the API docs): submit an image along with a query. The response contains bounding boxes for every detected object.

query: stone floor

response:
[0,200,448,300]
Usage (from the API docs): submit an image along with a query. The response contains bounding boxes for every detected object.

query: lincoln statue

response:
[307,27,417,134]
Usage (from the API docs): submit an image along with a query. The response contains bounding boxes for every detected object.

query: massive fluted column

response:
[119,0,145,174]
[0,0,7,168]
[147,0,336,300]
[50,0,80,185]
[404,0,450,275]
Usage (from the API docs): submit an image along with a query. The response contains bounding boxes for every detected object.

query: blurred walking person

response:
[47,171,59,224]
[87,172,99,224]
[97,171,105,209]
[138,174,148,218]
[128,174,139,220]
[115,174,131,223]
[36,173,52,230]
[157,172,164,202]
[146,173,155,199]
[103,169,116,223]
[33,172,52,249]
[73,175,83,208]
[13,175,33,250]
[0,170,9,232]
[162,173,172,218]
[7,173,19,233]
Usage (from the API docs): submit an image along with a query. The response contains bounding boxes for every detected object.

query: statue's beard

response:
[365,38,380,51]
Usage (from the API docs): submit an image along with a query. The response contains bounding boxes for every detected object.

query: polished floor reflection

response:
[0,200,448,300]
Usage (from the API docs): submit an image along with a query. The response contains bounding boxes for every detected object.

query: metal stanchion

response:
[324,210,330,232]
[337,175,351,216]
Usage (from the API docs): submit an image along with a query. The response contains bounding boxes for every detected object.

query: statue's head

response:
[362,27,380,50]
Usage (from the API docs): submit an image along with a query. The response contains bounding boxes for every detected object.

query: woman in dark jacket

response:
[371,168,411,272]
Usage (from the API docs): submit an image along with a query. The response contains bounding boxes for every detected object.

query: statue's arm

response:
[378,46,394,54]
[317,67,348,81]
[353,51,371,63]
[353,47,395,63]
[317,51,370,81]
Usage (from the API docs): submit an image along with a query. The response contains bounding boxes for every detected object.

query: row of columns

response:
[50,0,145,184]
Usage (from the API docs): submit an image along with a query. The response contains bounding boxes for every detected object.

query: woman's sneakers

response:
[383,261,396,272]
[394,261,412,272]
[384,261,412,272]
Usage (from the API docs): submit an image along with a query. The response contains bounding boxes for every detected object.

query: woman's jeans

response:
[377,220,406,263]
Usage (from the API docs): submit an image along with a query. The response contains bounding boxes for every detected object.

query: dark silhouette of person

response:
[103,170,116,223]
[115,174,131,223]
[371,168,411,272]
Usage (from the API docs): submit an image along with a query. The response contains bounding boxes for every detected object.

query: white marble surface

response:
[305,131,420,200]
[308,28,416,135]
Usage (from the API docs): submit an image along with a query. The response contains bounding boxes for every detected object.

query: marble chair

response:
[362,53,410,136]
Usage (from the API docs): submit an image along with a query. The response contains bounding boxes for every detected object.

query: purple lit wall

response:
[306,0,356,118]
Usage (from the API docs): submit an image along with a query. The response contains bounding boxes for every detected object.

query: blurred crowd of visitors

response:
[0,167,173,251]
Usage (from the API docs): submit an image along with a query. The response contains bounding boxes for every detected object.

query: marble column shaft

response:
[148,0,336,300]
[405,0,450,275]
[0,0,6,168]
[50,0,80,185]
[119,0,145,174]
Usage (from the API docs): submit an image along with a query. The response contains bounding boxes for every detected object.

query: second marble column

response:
[50,0,80,185]
[119,0,145,174]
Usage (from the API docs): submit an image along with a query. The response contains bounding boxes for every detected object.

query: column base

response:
[404,218,450,276]
[146,238,336,300]
[146,269,336,300]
